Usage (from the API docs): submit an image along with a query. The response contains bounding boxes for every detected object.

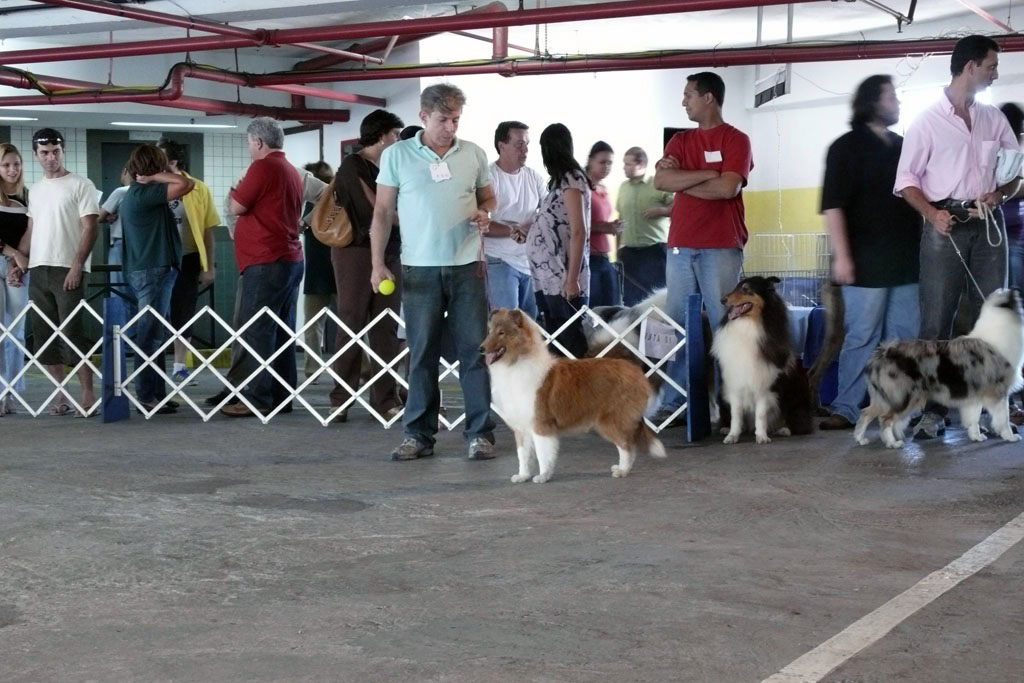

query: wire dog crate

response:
[743,232,831,307]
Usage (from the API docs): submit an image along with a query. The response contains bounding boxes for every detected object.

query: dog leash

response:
[945,198,1004,301]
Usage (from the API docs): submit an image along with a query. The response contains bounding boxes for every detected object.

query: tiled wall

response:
[203,132,251,214]
[7,127,251,214]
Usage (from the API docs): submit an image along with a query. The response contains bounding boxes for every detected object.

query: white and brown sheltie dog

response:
[711,276,814,444]
[482,308,666,483]
[854,288,1024,448]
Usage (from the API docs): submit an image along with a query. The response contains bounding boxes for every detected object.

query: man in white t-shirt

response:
[485,121,546,318]
[98,166,130,286]
[22,128,100,415]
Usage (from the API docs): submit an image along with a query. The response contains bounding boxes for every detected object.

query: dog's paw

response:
[510,473,531,483]
[1002,432,1022,443]
[856,437,870,446]
[775,427,791,437]
[722,433,740,445]
[611,465,630,478]
[885,439,904,449]
[968,431,988,443]
[532,473,552,483]
[755,433,772,445]
[719,426,729,436]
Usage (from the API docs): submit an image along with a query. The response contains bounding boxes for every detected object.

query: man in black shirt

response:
[819,74,923,430]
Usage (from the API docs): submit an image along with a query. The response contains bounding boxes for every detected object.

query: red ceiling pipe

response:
[29,0,382,64]
[0,67,184,105]
[261,82,384,107]
[492,27,509,61]
[260,35,1024,86]
[183,67,386,106]
[0,66,349,121]
[1,0,816,65]
[170,95,350,122]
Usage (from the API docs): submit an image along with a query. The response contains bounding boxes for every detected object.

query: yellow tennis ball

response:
[379,278,395,295]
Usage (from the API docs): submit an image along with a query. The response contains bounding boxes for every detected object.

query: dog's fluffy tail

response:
[634,420,667,459]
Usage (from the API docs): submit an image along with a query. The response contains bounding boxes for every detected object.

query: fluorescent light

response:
[0,116,39,121]
[109,121,237,129]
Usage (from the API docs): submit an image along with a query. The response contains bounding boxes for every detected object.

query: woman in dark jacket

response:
[329,109,405,422]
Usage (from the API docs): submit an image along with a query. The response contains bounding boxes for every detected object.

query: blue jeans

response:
[402,263,495,446]
[920,216,1006,341]
[830,284,920,424]
[0,259,28,395]
[126,266,178,404]
[233,260,304,411]
[485,257,538,318]
[108,238,125,286]
[660,247,743,411]
[1009,234,1024,290]
[619,244,667,306]
[588,253,621,308]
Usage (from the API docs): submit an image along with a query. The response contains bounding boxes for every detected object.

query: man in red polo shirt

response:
[652,71,753,426]
[221,117,304,417]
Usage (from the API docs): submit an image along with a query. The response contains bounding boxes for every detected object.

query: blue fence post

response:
[102,296,130,423]
[685,293,710,442]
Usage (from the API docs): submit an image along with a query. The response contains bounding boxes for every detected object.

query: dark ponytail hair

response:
[540,123,594,192]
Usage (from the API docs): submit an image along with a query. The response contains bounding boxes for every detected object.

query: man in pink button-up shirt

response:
[893,35,1021,439]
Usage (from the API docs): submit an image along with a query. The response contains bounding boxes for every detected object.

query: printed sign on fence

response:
[640,319,680,361]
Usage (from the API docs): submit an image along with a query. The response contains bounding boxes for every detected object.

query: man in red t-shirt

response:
[651,71,753,425]
[221,117,305,417]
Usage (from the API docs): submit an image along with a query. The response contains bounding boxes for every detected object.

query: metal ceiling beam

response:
[1,0,820,64]
[951,0,1013,32]
[255,34,1024,86]
[858,0,915,30]
[29,0,383,63]
[292,1,509,71]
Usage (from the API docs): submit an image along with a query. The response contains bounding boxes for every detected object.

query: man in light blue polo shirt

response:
[370,83,498,461]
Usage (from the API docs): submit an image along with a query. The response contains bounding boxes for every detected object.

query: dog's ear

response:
[489,308,503,320]
[509,308,525,327]
[766,276,781,287]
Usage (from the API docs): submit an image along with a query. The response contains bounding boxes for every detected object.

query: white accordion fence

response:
[0,300,103,417]
[0,302,689,432]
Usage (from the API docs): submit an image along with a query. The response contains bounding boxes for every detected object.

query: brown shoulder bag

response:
[310,180,354,248]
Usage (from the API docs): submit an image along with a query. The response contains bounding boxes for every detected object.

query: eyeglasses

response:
[33,136,63,146]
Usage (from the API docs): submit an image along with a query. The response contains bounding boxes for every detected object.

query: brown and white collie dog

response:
[481,308,666,483]
[711,276,814,444]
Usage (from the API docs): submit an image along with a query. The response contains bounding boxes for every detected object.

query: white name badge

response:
[430,162,452,182]
[704,150,723,163]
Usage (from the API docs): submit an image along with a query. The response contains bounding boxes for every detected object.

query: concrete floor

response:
[1,404,1023,682]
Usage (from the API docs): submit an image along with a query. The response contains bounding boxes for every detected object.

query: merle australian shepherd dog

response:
[854,288,1024,448]
[711,276,814,444]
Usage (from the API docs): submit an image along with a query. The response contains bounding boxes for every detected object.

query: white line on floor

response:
[761,510,1024,683]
